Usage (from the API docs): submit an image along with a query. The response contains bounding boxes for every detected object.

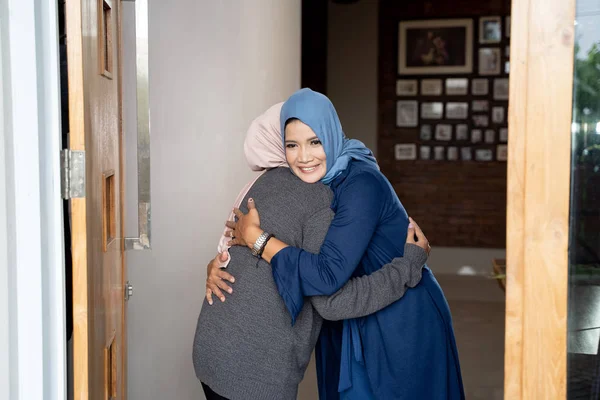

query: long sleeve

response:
[309,244,427,321]
[272,171,385,322]
[299,200,427,322]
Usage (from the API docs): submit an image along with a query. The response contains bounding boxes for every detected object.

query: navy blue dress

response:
[271,160,465,399]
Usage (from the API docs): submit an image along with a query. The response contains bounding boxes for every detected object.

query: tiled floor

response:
[298,274,506,399]
[437,274,506,400]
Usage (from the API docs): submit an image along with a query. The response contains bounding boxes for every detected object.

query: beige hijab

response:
[216,102,287,266]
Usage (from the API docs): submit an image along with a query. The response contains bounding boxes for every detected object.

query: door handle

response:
[125,0,151,251]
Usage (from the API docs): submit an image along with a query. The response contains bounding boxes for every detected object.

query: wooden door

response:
[504,0,575,397]
[66,0,126,398]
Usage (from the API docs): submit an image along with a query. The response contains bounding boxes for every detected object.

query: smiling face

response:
[284,119,327,183]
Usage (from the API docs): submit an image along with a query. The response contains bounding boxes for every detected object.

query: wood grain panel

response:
[504,0,575,397]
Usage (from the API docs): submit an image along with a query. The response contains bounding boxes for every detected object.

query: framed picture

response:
[479,16,502,44]
[475,149,494,161]
[472,78,489,95]
[394,144,417,160]
[396,100,419,127]
[472,100,489,112]
[421,102,444,119]
[471,129,482,143]
[497,144,508,161]
[396,79,418,96]
[420,124,433,140]
[447,146,459,160]
[499,127,508,142]
[473,114,489,127]
[434,146,445,160]
[478,48,501,75]
[446,102,469,119]
[435,124,453,141]
[420,145,431,160]
[492,106,505,123]
[485,129,496,143]
[506,16,511,38]
[456,124,469,140]
[421,79,443,95]
[461,147,472,161]
[504,61,510,74]
[398,19,474,75]
[493,78,509,100]
[446,78,469,95]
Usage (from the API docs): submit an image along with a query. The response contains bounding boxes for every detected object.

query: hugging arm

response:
[300,207,428,321]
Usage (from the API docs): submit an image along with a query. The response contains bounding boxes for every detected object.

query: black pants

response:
[201,383,229,400]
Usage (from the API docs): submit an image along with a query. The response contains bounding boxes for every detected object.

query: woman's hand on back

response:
[406,217,431,255]
[205,251,235,305]
[225,198,263,249]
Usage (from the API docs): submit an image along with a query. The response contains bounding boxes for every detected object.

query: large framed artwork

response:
[398,19,474,75]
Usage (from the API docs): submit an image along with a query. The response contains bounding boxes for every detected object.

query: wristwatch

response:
[251,231,271,257]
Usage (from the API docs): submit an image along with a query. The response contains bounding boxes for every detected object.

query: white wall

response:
[124,1,302,399]
[326,0,506,274]
[0,8,10,399]
[1,0,65,399]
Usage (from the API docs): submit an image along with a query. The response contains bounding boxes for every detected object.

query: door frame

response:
[1,0,67,399]
[504,0,576,397]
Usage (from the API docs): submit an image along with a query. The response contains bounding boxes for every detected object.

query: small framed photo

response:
[479,16,502,44]
[396,100,419,127]
[478,48,501,75]
[446,102,469,119]
[485,129,496,143]
[446,78,469,95]
[504,61,510,74]
[461,147,472,161]
[396,79,418,96]
[435,124,453,141]
[421,79,443,96]
[475,148,494,162]
[434,146,445,161]
[456,124,469,140]
[493,78,509,100]
[420,145,431,160]
[447,146,459,161]
[420,124,433,140]
[421,102,444,119]
[497,144,508,161]
[492,106,505,123]
[394,144,417,160]
[473,114,489,127]
[499,127,508,142]
[472,100,489,112]
[472,78,489,95]
[505,16,511,38]
[471,129,483,143]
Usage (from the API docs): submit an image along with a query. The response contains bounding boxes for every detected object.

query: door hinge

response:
[60,149,86,199]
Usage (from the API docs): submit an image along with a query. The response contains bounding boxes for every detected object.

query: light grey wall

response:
[326,0,506,273]
[124,1,302,399]
[327,0,379,155]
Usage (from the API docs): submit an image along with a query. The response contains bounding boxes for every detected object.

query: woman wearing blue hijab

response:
[229,88,464,399]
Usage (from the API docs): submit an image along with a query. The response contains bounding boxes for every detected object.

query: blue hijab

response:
[280,88,378,184]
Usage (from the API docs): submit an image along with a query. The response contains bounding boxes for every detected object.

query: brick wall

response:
[378,0,511,247]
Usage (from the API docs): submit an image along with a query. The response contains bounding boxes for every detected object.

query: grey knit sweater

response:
[192,167,426,400]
